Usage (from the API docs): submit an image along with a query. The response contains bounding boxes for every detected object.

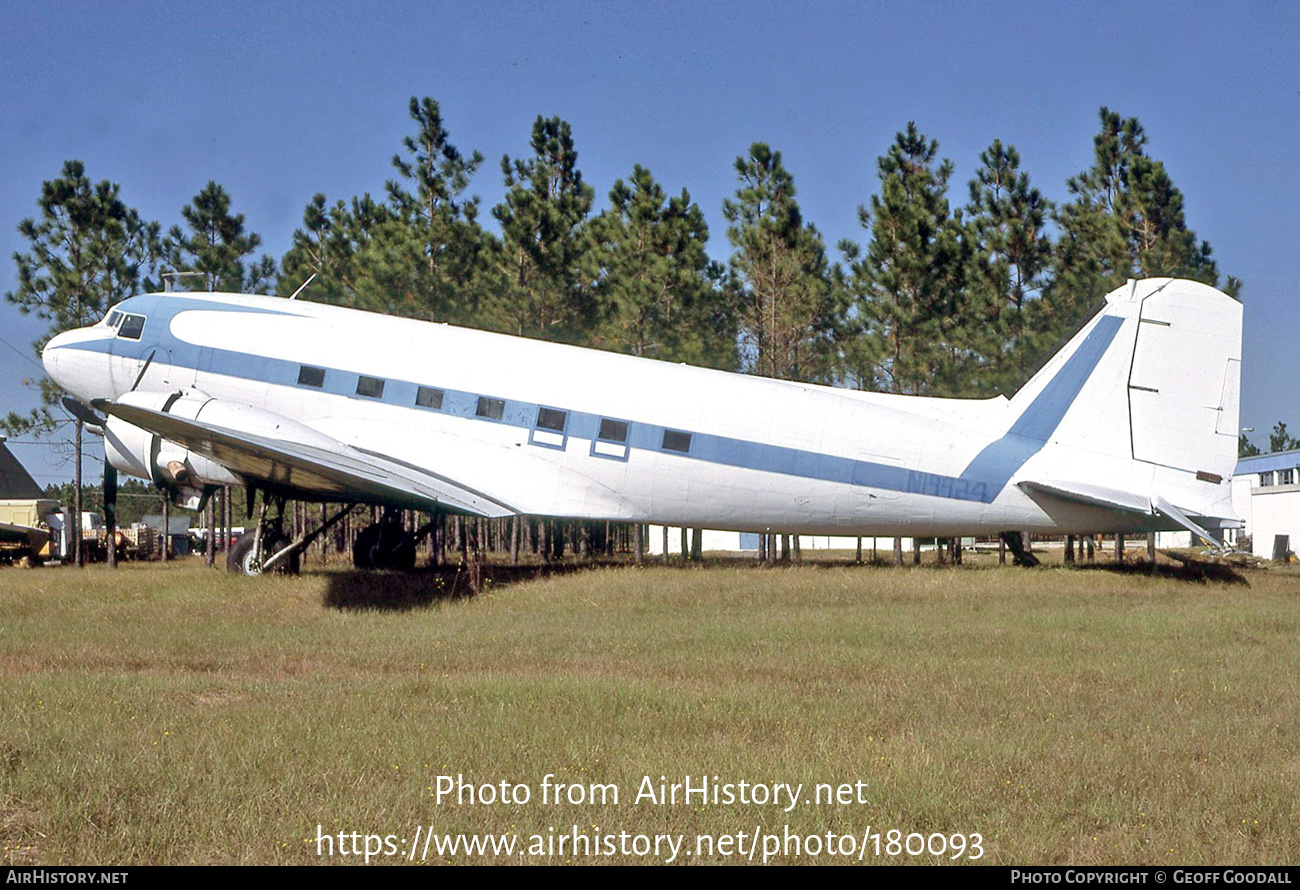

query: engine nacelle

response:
[105,390,338,505]
[105,392,243,510]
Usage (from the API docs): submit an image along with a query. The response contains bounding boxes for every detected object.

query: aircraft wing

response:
[97,400,519,519]
[1017,479,1226,547]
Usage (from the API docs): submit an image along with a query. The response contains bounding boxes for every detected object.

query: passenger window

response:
[298,366,326,387]
[536,407,567,432]
[118,314,145,340]
[530,407,568,449]
[598,418,628,442]
[476,396,505,420]
[662,430,692,453]
[415,386,444,409]
[356,376,385,399]
[591,417,631,460]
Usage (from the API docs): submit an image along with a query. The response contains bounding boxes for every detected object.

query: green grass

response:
[1,557,1297,864]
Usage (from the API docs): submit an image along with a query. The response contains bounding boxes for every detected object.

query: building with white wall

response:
[644,526,912,556]
[1234,449,1300,559]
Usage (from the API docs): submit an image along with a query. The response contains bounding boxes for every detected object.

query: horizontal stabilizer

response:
[1019,480,1229,548]
[1017,479,1152,515]
[97,400,518,519]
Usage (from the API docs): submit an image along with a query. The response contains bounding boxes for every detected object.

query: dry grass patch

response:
[0,558,1297,864]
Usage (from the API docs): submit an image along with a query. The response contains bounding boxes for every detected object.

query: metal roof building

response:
[1233,449,1300,559]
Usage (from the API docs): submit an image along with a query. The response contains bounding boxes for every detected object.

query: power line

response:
[0,333,44,374]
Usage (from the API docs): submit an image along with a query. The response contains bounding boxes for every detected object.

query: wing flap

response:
[99,401,518,518]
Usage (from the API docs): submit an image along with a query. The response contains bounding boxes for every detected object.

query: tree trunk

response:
[161,493,170,562]
[204,497,215,567]
[73,419,84,568]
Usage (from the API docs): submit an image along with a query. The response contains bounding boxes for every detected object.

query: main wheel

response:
[352,522,417,571]
[228,530,300,575]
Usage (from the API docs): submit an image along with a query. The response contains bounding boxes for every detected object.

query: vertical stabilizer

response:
[1126,280,1242,481]
[1001,278,1242,537]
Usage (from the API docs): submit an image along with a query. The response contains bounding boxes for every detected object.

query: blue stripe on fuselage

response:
[957,315,1123,494]
[54,298,1124,505]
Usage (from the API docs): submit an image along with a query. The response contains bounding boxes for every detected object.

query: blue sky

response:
[1,0,1296,484]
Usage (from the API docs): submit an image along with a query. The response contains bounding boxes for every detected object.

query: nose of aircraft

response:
[42,329,75,386]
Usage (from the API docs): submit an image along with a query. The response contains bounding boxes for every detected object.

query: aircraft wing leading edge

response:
[96,401,518,519]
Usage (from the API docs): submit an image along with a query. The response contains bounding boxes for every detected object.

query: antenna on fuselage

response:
[287,273,317,300]
[160,270,205,293]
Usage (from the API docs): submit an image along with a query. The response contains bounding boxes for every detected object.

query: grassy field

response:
[1,554,1297,865]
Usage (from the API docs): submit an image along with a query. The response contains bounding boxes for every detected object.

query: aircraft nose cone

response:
[41,329,76,385]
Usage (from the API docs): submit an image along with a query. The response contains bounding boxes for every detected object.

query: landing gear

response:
[226,493,353,576]
[352,509,417,571]
[228,529,299,576]
[1000,531,1041,567]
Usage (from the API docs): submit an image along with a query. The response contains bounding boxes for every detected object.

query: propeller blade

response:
[103,461,118,569]
[61,396,106,429]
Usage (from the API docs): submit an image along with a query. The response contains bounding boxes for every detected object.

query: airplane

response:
[40,276,1242,574]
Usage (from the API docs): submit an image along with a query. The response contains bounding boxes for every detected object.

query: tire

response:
[227,530,300,576]
[352,522,416,571]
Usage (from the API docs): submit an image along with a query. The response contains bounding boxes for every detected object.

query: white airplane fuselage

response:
[42,279,1243,539]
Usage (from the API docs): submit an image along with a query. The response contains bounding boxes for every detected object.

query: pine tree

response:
[492,116,595,343]
[842,123,968,395]
[1049,108,1240,348]
[385,96,490,323]
[964,140,1054,394]
[166,182,273,292]
[1269,422,1299,453]
[722,144,841,383]
[583,165,734,368]
[4,160,161,565]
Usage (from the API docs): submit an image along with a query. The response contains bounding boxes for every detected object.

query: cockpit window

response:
[117,314,146,340]
[105,310,123,328]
